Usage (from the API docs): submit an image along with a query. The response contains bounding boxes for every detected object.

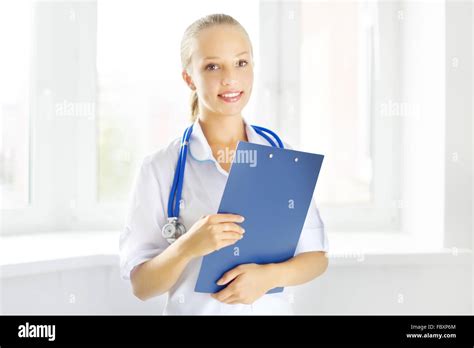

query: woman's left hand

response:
[210,263,276,305]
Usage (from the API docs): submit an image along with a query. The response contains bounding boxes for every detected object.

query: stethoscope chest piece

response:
[162,217,187,244]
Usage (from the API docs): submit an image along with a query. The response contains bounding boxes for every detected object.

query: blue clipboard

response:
[194,141,324,294]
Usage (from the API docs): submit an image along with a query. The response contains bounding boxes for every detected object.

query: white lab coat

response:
[119,117,329,315]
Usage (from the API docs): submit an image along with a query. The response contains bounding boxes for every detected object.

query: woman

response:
[119,13,329,315]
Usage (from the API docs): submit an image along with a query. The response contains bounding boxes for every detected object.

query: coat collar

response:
[188,116,269,162]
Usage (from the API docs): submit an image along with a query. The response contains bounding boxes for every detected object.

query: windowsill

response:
[0,231,471,278]
[327,231,472,266]
[0,231,119,278]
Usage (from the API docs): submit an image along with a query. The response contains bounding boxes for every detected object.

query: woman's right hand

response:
[177,214,246,259]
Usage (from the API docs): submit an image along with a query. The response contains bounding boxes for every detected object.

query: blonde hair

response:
[180,14,253,122]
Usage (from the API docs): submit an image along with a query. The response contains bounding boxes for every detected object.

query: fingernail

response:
[242,228,246,233]
[240,216,245,222]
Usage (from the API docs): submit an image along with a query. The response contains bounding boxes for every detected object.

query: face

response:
[183,24,254,119]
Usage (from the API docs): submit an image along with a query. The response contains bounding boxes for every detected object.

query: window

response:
[300,1,374,205]
[96,0,260,203]
[0,0,31,210]
[266,1,400,232]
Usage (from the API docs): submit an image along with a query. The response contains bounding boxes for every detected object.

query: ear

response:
[182,70,196,91]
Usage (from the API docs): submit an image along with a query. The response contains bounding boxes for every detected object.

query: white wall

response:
[295,260,471,314]
[1,252,471,315]
[1,257,165,315]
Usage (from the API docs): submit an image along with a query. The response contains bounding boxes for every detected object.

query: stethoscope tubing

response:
[167,124,283,221]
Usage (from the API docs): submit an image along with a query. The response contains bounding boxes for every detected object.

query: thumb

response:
[217,266,244,285]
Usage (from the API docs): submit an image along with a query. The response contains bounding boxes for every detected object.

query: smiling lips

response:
[218,91,243,103]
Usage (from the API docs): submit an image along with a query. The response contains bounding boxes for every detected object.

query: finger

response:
[223,295,240,304]
[219,231,244,241]
[216,239,241,250]
[227,298,243,305]
[211,286,234,302]
[209,214,245,224]
[217,266,243,285]
[219,222,245,234]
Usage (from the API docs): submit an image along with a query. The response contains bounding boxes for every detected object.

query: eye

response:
[205,63,219,71]
[238,59,248,67]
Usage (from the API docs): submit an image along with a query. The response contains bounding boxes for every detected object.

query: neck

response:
[198,113,248,145]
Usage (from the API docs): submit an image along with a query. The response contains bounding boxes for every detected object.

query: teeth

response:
[220,92,240,98]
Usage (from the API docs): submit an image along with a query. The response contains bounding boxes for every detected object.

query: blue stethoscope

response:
[161,124,285,243]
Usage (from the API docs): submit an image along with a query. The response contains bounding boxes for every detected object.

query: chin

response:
[219,108,245,117]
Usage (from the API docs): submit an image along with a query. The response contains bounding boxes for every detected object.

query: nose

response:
[221,77,237,86]
[221,69,238,86]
